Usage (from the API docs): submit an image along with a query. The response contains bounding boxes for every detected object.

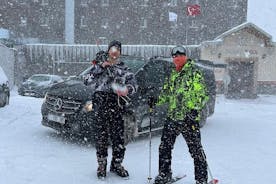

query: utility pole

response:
[65,0,74,44]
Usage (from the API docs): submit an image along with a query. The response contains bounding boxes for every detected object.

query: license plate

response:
[47,113,65,125]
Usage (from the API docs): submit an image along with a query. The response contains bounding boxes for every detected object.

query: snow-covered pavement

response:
[1,92,276,184]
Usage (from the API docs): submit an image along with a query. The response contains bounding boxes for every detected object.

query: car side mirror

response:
[23,77,28,82]
[67,75,76,80]
[53,80,58,83]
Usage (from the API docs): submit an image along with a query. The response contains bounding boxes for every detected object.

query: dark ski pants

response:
[94,93,126,163]
[158,117,208,183]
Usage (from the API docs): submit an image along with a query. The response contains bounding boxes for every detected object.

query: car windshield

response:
[29,75,51,82]
[79,56,146,77]
[122,57,146,73]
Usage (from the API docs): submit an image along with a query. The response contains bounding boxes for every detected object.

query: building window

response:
[230,0,239,9]
[40,15,49,27]
[168,0,177,7]
[41,0,49,6]
[170,23,177,30]
[19,16,27,27]
[140,18,147,29]
[80,16,88,28]
[190,20,198,29]
[17,0,26,4]
[80,0,88,7]
[141,0,149,7]
[101,0,109,7]
[101,18,109,29]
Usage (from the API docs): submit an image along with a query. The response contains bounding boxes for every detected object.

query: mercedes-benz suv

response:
[41,56,217,142]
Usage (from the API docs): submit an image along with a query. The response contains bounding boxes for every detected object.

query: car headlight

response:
[43,92,48,103]
[83,100,93,112]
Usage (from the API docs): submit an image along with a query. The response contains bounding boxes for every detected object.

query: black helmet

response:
[171,46,186,57]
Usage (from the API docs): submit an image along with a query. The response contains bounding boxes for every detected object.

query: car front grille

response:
[45,94,82,114]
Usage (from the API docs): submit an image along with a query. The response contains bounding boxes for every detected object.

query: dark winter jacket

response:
[85,59,137,96]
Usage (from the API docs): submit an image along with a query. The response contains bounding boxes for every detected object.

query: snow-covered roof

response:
[215,22,272,41]
[199,39,223,47]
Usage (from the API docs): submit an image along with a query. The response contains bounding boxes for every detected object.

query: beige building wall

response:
[200,28,276,83]
[257,46,276,81]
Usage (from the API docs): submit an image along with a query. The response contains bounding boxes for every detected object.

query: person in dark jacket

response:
[85,40,137,179]
[153,46,209,184]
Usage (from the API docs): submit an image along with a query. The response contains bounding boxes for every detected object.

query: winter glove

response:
[187,109,199,121]
[95,51,108,64]
[111,83,129,97]
[147,96,157,108]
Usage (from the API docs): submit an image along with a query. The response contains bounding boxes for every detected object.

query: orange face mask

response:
[173,55,187,71]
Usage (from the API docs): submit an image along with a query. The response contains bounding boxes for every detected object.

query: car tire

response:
[5,95,9,105]
[123,114,137,145]
[0,93,8,107]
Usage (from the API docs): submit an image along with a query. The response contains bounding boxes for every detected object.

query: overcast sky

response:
[248,0,276,41]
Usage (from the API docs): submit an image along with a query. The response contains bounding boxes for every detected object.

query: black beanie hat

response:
[108,40,122,53]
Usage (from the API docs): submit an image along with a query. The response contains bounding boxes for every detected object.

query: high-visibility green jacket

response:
[157,59,209,121]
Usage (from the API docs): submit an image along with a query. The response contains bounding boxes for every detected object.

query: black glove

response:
[187,109,199,121]
[95,51,108,64]
[147,96,157,108]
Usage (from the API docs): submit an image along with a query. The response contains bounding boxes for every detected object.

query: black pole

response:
[147,96,155,183]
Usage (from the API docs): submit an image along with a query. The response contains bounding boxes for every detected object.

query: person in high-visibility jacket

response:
[153,46,209,184]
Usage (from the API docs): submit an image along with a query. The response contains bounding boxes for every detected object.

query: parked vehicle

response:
[41,56,217,142]
[18,74,64,98]
[0,66,10,107]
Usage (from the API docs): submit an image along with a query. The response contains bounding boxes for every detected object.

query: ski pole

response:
[147,97,154,183]
[201,149,218,184]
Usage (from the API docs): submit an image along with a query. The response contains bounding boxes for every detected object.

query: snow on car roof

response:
[30,74,62,79]
[0,66,8,85]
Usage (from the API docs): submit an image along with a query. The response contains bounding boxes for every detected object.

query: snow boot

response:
[97,157,107,179]
[153,172,172,184]
[110,160,129,178]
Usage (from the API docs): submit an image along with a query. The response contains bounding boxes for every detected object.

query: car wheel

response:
[199,106,208,128]
[5,94,9,105]
[123,114,137,144]
[0,93,8,107]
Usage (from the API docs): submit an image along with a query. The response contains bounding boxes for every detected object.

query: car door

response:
[134,58,172,131]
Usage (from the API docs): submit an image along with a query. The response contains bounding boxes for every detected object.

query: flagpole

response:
[185,13,188,46]
[185,4,200,46]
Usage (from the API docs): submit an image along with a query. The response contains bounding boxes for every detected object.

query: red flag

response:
[186,4,201,16]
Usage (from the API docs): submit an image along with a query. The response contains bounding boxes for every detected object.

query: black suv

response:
[41,56,216,142]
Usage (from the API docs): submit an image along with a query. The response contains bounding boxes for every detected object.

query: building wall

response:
[200,27,276,95]
[0,0,247,45]
[257,46,276,81]
[200,29,276,81]
[74,0,247,45]
[0,0,65,43]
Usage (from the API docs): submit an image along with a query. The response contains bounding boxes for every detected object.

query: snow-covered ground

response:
[1,91,276,184]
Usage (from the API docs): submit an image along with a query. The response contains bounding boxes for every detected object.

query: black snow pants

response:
[158,116,208,183]
[93,92,126,163]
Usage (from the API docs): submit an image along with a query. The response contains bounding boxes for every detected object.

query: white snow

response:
[1,91,276,184]
[248,0,276,41]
